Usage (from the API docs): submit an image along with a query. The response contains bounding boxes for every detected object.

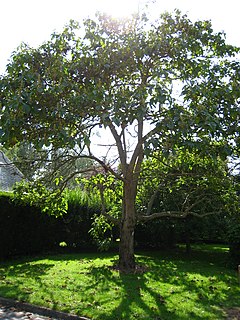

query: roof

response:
[0,151,24,191]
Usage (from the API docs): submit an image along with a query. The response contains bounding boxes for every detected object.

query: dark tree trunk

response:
[119,214,135,272]
[118,178,136,273]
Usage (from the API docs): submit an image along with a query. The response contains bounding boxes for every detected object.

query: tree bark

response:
[118,178,136,273]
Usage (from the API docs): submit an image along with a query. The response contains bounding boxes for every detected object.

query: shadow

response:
[77,249,240,319]
[0,261,57,308]
[0,249,239,319]
[82,263,183,319]
[100,269,169,320]
[131,250,239,319]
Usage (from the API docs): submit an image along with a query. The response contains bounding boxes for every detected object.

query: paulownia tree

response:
[0,11,239,272]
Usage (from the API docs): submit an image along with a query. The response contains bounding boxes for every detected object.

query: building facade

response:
[0,151,24,191]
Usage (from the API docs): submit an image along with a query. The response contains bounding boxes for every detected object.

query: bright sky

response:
[0,0,239,74]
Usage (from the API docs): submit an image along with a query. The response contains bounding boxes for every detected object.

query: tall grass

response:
[65,188,102,210]
[0,191,13,197]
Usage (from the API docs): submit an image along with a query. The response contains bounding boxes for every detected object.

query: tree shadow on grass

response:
[104,271,169,320]
[81,252,240,320]
[0,261,58,309]
[81,263,177,320]
[135,251,240,319]
[0,250,239,319]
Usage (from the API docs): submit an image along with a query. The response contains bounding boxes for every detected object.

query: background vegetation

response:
[1,188,239,268]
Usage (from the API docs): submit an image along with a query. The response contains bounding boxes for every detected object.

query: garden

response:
[0,8,240,320]
[0,245,239,319]
[0,190,240,319]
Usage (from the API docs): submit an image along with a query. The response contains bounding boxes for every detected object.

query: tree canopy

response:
[0,10,239,272]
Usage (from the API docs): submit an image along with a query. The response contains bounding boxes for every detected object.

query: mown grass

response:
[0,245,239,319]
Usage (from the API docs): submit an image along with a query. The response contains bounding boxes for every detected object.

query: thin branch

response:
[122,125,127,158]
[80,154,124,181]
[142,126,159,143]
[58,168,97,192]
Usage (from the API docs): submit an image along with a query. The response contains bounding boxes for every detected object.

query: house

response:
[0,151,24,191]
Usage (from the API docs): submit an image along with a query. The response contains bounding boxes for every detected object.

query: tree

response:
[0,10,239,272]
[136,149,238,251]
[138,149,236,220]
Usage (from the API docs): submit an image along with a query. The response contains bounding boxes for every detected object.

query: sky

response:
[0,0,240,74]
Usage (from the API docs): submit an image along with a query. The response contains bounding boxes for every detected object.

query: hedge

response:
[0,192,97,259]
[0,191,234,260]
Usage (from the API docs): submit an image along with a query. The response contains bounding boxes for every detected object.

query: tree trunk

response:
[118,179,136,273]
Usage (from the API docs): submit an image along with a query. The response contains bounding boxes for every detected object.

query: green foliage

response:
[82,174,122,250]
[84,173,123,218]
[13,181,68,217]
[1,11,239,155]
[138,148,238,218]
[12,179,115,251]
[227,215,240,267]
[0,192,68,257]
[0,189,102,258]
[59,241,67,247]
[225,176,240,267]
[0,190,13,197]
[89,214,114,251]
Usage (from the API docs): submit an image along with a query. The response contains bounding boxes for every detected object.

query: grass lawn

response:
[0,245,239,319]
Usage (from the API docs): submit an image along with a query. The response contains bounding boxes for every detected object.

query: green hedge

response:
[0,192,98,259]
[0,190,236,261]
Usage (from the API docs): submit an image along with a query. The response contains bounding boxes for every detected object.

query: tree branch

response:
[138,210,221,222]
[79,154,124,181]
[106,117,126,168]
